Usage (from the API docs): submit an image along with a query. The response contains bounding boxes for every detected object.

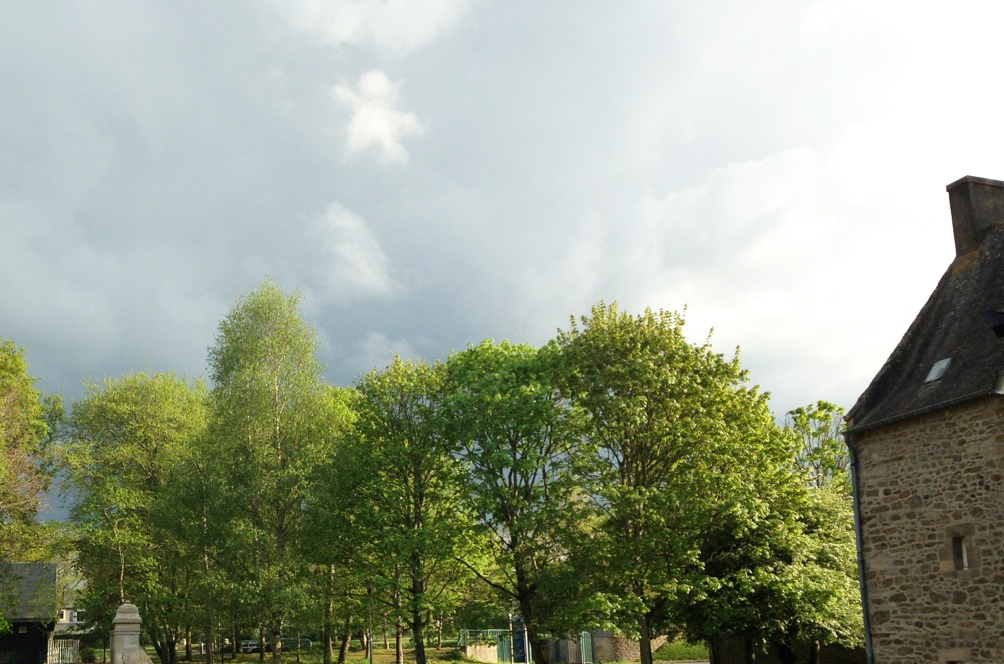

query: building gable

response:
[848,176,1004,433]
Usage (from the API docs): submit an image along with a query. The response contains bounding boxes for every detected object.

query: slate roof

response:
[847,177,1004,434]
[0,562,56,621]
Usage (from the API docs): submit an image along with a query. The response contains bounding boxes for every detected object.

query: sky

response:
[6,1,1004,442]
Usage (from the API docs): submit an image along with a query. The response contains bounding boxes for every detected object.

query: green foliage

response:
[553,302,786,664]
[207,280,352,662]
[298,387,365,663]
[785,401,849,491]
[680,482,862,652]
[0,339,53,553]
[663,401,863,654]
[61,370,208,662]
[43,292,865,660]
[442,340,585,654]
[677,400,862,653]
[342,357,477,664]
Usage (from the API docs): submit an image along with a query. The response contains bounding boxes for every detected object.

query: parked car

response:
[240,640,260,653]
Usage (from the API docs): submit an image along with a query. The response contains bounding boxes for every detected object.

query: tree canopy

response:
[2,290,863,663]
[61,371,207,664]
[206,281,346,664]
[553,303,794,664]
[442,340,585,663]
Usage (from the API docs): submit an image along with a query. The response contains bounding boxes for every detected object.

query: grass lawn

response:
[652,639,709,662]
[173,647,461,664]
[158,640,709,664]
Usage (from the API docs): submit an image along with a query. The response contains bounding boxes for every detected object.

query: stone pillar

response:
[110,603,154,664]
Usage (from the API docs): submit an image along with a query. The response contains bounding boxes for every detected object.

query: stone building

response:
[845,175,1004,663]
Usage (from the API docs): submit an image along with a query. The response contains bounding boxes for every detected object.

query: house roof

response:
[847,176,1004,435]
[1,562,56,622]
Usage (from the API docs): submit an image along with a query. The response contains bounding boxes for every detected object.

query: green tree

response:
[785,401,849,491]
[0,340,56,559]
[307,436,387,662]
[554,303,782,664]
[61,371,207,664]
[297,387,364,664]
[681,480,862,664]
[346,358,476,664]
[158,427,242,664]
[675,402,862,663]
[206,281,338,664]
[442,340,584,663]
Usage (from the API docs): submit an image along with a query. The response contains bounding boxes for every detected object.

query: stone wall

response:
[710,638,865,664]
[851,397,1004,663]
[461,643,498,663]
[591,632,666,662]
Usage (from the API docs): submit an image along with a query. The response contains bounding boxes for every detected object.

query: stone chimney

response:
[947,175,1004,255]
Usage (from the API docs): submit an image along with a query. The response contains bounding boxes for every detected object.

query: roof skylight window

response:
[925,358,952,383]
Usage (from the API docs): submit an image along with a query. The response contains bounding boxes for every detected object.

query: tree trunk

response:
[637,613,653,664]
[514,558,545,664]
[395,616,404,664]
[410,563,427,664]
[258,628,266,663]
[323,566,334,664]
[527,624,547,664]
[383,619,389,650]
[154,640,171,664]
[153,640,166,664]
[185,630,192,662]
[270,626,282,664]
[808,642,819,664]
[336,618,350,664]
[205,616,215,664]
[743,636,753,664]
[410,473,427,664]
[323,623,332,664]
[233,625,240,661]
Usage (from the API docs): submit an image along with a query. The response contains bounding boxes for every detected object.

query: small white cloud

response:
[334,70,423,164]
[271,0,470,52]
[309,202,398,301]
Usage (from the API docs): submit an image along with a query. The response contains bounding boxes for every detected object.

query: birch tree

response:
[206,281,338,664]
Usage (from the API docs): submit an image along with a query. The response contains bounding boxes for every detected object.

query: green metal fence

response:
[580,631,593,664]
[459,630,593,664]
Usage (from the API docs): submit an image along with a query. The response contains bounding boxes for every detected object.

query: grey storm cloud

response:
[4,0,1004,438]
